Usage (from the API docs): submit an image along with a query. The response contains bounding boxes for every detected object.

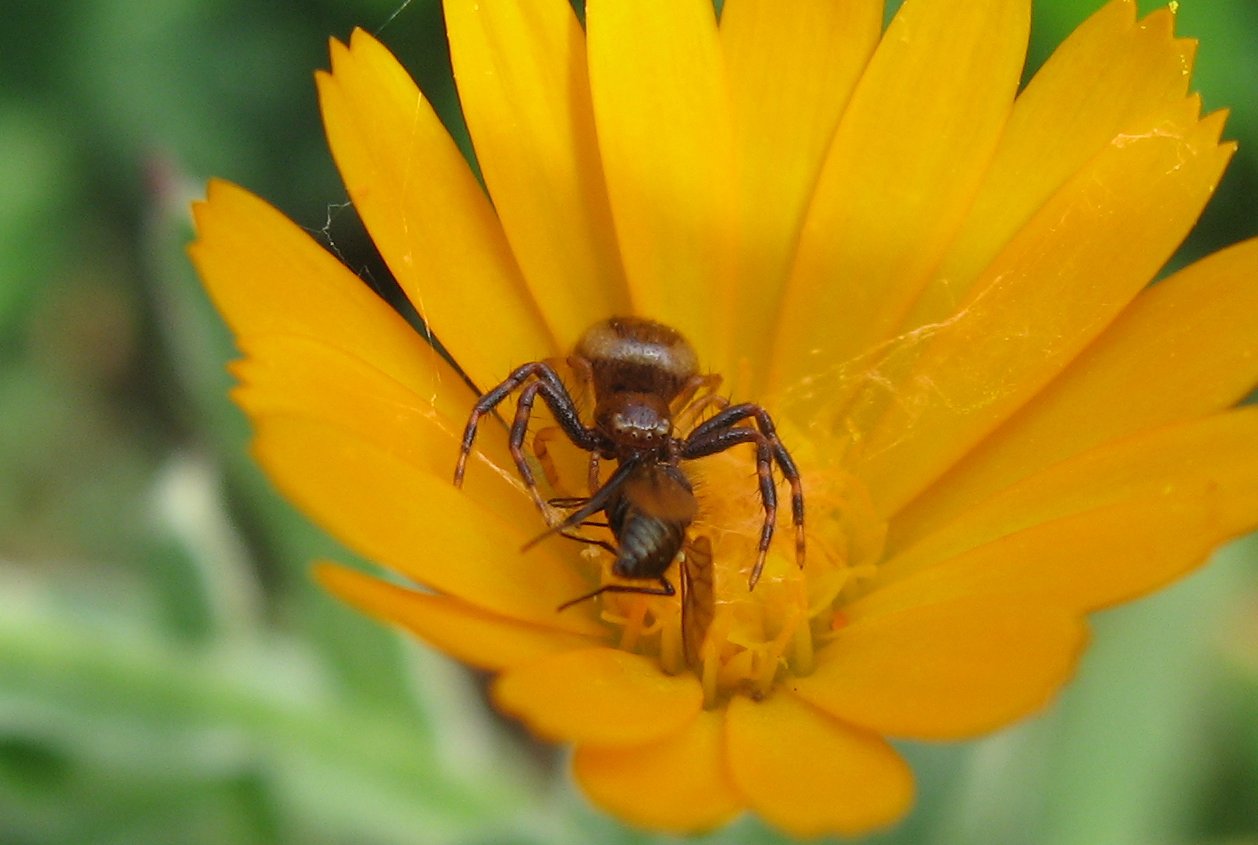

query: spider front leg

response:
[533,427,606,499]
[507,382,557,516]
[454,361,604,499]
[686,403,806,569]
[455,361,557,486]
[681,426,779,590]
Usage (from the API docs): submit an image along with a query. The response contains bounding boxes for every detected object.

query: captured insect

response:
[453,316,806,640]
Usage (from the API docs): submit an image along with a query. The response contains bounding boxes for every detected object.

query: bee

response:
[454,317,805,656]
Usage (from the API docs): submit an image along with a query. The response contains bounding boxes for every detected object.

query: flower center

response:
[554,417,886,707]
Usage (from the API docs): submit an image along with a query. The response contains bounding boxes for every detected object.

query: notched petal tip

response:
[726,694,915,837]
[572,709,741,834]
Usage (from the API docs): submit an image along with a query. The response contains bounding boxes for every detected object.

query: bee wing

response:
[681,535,715,671]
[624,465,698,522]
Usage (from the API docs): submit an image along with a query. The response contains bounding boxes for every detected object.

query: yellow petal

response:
[891,239,1258,549]
[767,0,1030,403]
[725,693,914,836]
[190,181,602,631]
[189,180,455,401]
[493,648,703,745]
[881,408,1258,586]
[719,0,882,390]
[230,333,525,522]
[443,0,628,349]
[858,493,1258,633]
[853,106,1233,515]
[792,597,1087,740]
[908,0,1196,327]
[318,31,556,388]
[315,562,605,671]
[865,495,1249,625]
[572,709,741,833]
[585,0,736,367]
[250,414,605,636]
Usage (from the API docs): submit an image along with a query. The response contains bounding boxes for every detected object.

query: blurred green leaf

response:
[0,105,76,339]
[0,572,538,845]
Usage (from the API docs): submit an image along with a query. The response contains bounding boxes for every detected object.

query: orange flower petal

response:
[315,562,605,671]
[857,492,1254,626]
[492,647,702,745]
[767,0,1030,403]
[230,332,528,512]
[572,709,741,833]
[443,0,628,348]
[191,182,524,501]
[719,0,881,390]
[891,239,1258,550]
[189,180,457,401]
[853,106,1233,515]
[908,0,1196,327]
[318,30,557,386]
[792,597,1087,740]
[725,693,914,836]
[585,0,736,366]
[865,409,1258,593]
[249,413,605,636]
[855,414,1258,621]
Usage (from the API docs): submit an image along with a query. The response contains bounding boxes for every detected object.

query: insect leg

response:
[556,576,676,613]
[557,530,617,555]
[522,458,638,551]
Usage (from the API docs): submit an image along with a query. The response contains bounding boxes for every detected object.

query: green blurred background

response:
[1,1,1255,843]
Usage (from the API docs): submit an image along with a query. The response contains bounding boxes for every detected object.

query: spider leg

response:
[587,452,601,497]
[508,382,552,517]
[455,361,562,485]
[681,426,778,590]
[556,576,675,613]
[532,425,574,495]
[547,496,589,508]
[673,390,729,436]
[454,360,605,492]
[670,373,722,417]
[686,403,806,569]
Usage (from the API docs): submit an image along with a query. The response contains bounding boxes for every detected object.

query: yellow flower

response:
[190,0,1258,836]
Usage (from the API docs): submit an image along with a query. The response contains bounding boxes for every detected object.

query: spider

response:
[453,316,805,610]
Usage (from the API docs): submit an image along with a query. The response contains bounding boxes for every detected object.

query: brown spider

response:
[453,316,805,611]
